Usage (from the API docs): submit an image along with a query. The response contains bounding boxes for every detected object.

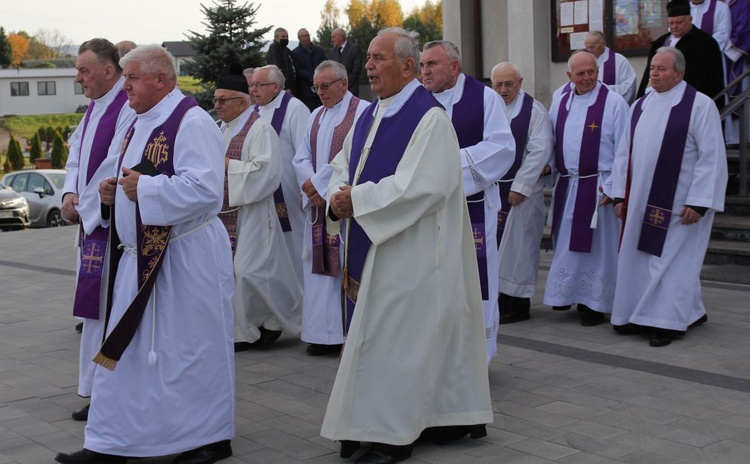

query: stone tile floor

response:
[1,226,749,464]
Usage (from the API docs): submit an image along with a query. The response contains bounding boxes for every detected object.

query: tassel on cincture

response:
[148,351,157,366]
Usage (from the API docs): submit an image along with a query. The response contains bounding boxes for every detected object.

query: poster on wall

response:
[551,0,668,61]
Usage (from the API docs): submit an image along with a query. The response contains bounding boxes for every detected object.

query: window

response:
[10,82,29,96]
[551,0,668,61]
[9,173,29,193]
[28,173,53,195]
[74,82,84,94]
[38,81,56,96]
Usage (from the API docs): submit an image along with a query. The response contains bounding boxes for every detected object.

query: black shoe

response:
[689,314,708,328]
[174,440,232,464]
[75,322,83,333]
[306,343,342,356]
[71,404,89,421]
[613,323,645,335]
[498,311,531,324]
[498,294,531,324]
[580,306,605,327]
[54,449,126,464]
[251,326,282,350]
[356,450,411,464]
[469,424,487,438]
[233,342,253,352]
[649,330,675,347]
[340,440,361,458]
[552,305,571,311]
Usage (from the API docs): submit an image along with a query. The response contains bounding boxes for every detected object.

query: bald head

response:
[583,31,606,58]
[567,51,599,95]
[491,62,523,104]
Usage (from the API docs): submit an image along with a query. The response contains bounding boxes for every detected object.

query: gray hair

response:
[423,40,462,69]
[332,28,347,39]
[274,27,287,38]
[377,27,420,65]
[491,62,522,80]
[567,50,596,71]
[120,44,177,82]
[585,31,606,43]
[655,46,686,73]
[315,60,347,81]
[242,68,254,77]
[256,64,286,87]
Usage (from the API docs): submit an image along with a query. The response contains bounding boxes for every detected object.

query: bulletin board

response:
[551,0,669,62]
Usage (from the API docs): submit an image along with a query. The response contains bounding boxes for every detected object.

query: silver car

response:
[2,169,67,228]
[0,182,30,231]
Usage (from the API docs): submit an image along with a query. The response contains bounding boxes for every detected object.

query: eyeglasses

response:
[492,80,518,90]
[212,96,243,106]
[311,78,343,94]
[248,82,276,89]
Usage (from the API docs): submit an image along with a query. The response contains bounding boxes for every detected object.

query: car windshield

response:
[46,173,66,190]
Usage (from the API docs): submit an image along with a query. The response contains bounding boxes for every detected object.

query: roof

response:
[0,69,77,79]
[162,41,196,57]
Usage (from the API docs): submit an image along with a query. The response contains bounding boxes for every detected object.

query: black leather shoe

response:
[234,342,253,352]
[649,330,675,347]
[613,323,645,335]
[174,440,232,464]
[54,449,126,464]
[71,404,89,421]
[355,450,410,464]
[75,322,83,333]
[689,314,708,328]
[552,305,571,311]
[306,343,343,356]
[340,440,361,458]
[580,306,605,326]
[252,326,282,350]
[498,310,530,324]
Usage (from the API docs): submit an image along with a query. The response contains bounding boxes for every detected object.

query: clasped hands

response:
[330,185,353,219]
[99,167,141,205]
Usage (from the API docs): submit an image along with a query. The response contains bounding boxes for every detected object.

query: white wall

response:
[0,70,89,116]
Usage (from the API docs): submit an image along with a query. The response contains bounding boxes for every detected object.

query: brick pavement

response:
[1,226,749,464]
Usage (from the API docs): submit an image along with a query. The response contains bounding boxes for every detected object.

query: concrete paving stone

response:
[612,431,713,463]
[530,384,621,409]
[536,400,607,420]
[702,440,750,463]
[491,388,558,408]
[491,414,569,441]
[241,428,330,461]
[234,401,285,423]
[464,442,555,463]
[619,449,702,464]
[276,373,336,396]
[0,440,54,464]
[232,446,308,464]
[556,451,628,464]
[615,416,723,448]
[234,370,276,386]
[252,383,329,413]
[0,416,60,439]
[234,383,282,402]
[505,437,578,461]
[558,419,627,440]
[257,415,324,440]
[549,431,638,459]
[238,362,300,378]
[626,394,733,422]
[495,401,579,428]
[3,398,72,423]
[668,416,750,445]
[718,414,750,431]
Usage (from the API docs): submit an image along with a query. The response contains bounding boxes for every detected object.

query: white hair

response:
[120,44,177,82]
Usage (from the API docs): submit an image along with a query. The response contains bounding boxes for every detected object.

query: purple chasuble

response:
[552,85,609,253]
[452,75,490,300]
[73,90,128,320]
[634,85,697,257]
[94,96,198,371]
[497,92,534,246]
[726,0,750,99]
[260,92,293,231]
[310,96,360,277]
[602,49,616,86]
[697,0,717,36]
[343,86,441,333]
[219,111,261,255]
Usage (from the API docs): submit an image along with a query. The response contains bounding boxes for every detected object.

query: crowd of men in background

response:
[53,0,742,461]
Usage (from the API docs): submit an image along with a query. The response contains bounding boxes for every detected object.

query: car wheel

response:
[47,209,64,227]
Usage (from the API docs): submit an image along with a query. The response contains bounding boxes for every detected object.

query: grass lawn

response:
[177,76,204,95]
[0,114,84,141]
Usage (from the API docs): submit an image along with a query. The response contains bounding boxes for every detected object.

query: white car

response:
[2,169,68,228]
[0,182,30,231]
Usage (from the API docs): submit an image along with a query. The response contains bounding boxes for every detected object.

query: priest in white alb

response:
[545,51,629,327]
[491,62,553,325]
[321,28,493,464]
[292,60,368,356]
[214,65,302,352]
[419,40,515,363]
[610,47,727,347]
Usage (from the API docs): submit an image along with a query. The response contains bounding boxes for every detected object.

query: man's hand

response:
[302,178,325,207]
[61,193,80,223]
[99,178,117,206]
[540,164,552,177]
[614,203,624,220]
[508,191,526,206]
[119,167,141,202]
[680,206,701,225]
[330,185,353,219]
[598,185,612,206]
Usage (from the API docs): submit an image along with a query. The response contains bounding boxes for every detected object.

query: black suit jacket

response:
[327,42,363,96]
[637,25,724,109]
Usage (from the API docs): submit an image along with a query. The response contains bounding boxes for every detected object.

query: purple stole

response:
[258,92,293,231]
[220,111,261,255]
[497,92,534,246]
[561,82,574,96]
[452,75,490,300]
[726,0,750,100]
[94,96,198,371]
[72,90,128,320]
[602,49,616,86]
[697,0,717,36]
[343,86,440,333]
[310,96,360,277]
[627,85,697,257]
[552,84,609,253]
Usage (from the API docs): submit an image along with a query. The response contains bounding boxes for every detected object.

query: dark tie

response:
[339,46,344,55]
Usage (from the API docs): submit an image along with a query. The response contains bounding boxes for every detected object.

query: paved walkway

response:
[1,227,750,464]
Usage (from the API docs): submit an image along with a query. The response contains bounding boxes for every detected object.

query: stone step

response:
[712,214,750,242]
[705,239,750,266]
[724,194,750,216]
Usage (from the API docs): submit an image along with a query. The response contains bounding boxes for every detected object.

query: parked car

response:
[0,182,30,231]
[2,169,68,228]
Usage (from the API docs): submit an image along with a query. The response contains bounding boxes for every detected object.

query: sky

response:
[0,0,427,47]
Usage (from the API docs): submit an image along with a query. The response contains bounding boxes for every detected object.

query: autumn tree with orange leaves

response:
[7,33,29,68]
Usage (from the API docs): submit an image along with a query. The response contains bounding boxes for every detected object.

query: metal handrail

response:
[716,71,749,197]
[715,66,750,102]
[719,85,750,120]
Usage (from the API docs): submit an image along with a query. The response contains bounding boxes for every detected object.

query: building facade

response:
[0,69,88,117]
